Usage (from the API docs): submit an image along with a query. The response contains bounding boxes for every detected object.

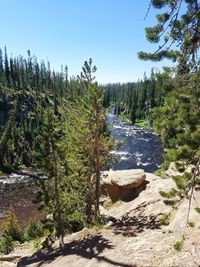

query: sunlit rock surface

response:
[102,169,146,202]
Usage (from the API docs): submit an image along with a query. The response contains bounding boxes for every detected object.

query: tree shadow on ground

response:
[112,214,161,237]
[17,233,136,267]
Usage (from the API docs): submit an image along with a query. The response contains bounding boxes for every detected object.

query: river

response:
[108,113,163,172]
[0,173,43,226]
[0,113,163,225]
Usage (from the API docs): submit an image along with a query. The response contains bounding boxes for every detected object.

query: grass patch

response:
[159,213,170,225]
[118,114,131,123]
[153,168,162,176]
[174,236,185,252]
[135,120,149,127]
[187,221,195,228]
[117,114,151,128]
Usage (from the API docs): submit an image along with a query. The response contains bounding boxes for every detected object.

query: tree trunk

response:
[94,104,101,220]
[51,140,65,249]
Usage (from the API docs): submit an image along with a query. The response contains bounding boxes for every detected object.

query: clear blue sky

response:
[0,0,172,83]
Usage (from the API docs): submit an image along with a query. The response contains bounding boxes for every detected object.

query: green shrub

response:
[25,220,44,240]
[0,234,14,255]
[195,207,200,213]
[187,221,195,228]
[1,209,24,243]
[174,240,183,252]
[174,236,185,252]
[159,213,170,225]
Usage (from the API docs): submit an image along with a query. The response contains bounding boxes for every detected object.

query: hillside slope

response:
[1,173,200,267]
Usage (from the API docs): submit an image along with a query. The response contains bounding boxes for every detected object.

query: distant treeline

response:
[103,69,173,125]
[0,47,110,172]
[0,47,71,98]
[0,47,74,171]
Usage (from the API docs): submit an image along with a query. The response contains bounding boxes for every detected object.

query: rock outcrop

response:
[102,169,146,202]
[165,161,195,178]
[8,171,200,267]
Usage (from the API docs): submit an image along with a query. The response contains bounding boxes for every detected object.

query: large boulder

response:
[101,169,146,202]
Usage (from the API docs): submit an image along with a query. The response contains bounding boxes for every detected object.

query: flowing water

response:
[108,113,163,172]
[0,173,43,226]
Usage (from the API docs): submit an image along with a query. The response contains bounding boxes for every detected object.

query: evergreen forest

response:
[0,50,114,247]
[0,0,200,262]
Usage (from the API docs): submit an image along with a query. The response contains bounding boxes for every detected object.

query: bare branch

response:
[144,0,152,20]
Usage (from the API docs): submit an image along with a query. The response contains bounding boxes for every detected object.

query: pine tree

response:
[35,109,67,248]
[138,0,200,224]
[80,59,114,220]
[138,0,200,71]
[0,48,4,84]
[4,47,10,87]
